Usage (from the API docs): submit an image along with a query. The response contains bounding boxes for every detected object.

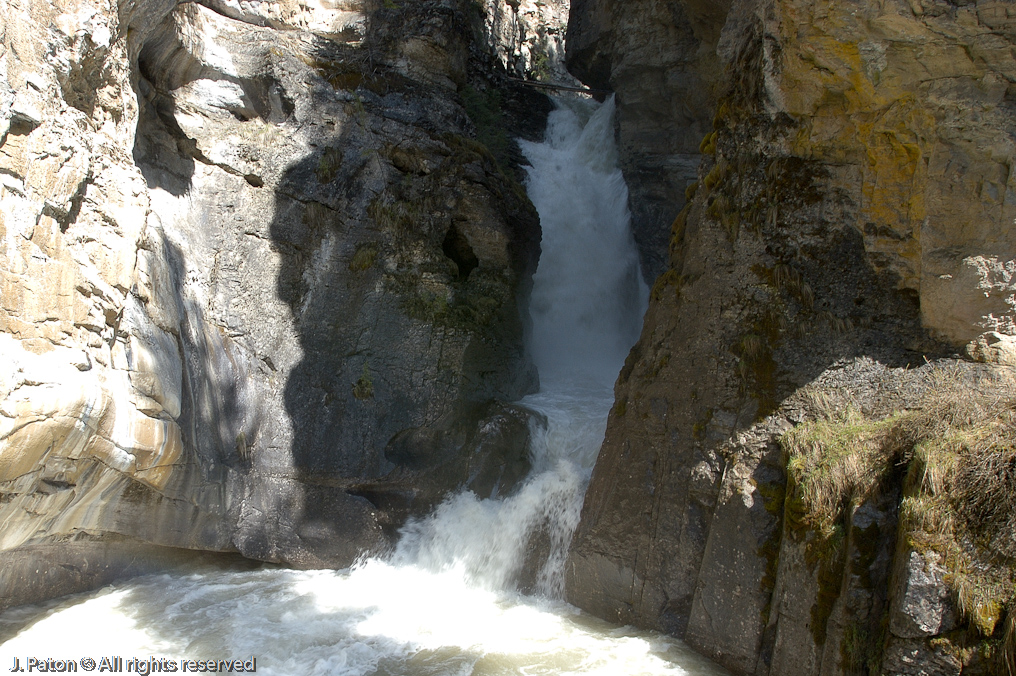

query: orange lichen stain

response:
[859,102,934,225]
[779,20,935,286]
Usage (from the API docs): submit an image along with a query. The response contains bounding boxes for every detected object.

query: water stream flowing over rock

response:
[393,96,647,598]
[0,96,726,676]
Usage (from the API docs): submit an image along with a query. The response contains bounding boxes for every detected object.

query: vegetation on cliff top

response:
[781,366,1016,672]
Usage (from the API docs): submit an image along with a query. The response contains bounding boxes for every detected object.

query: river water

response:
[0,98,727,676]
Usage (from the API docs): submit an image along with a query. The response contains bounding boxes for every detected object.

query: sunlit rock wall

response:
[568,0,1016,338]
[564,1,1016,674]
[480,0,575,85]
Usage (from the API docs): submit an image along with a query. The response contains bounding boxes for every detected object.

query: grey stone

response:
[0,0,550,603]
[563,6,1016,676]
[881,638,962,676]
[891,551,952,639]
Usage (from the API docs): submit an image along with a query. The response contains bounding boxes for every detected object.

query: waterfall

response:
[524,96,647,389]
[392,95,647,596]
[0,97,727,676]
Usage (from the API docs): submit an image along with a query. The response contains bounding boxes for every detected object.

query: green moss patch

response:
[316,147,344,183]
[349,243,379,272]
[461,86,511,171]
[352,363,374,400]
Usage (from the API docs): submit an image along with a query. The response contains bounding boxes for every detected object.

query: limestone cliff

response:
[565,1,1016,674]
[481,0,575,85]
[0,0,555,609]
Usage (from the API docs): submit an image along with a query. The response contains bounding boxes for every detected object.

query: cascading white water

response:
[525,97,647,388]
[392,96,647,598]
[0,98,726,676]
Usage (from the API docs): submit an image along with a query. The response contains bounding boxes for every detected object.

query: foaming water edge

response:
[0,565,727,675]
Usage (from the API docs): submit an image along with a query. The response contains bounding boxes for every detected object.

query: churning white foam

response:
[0,566,727,675]
[0,97,725,676]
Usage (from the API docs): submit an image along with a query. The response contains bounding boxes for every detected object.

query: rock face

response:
[567,0,1016,341]
[1,0,551,607]
[567,0,730,280]
[564,0,1016,674]
[481,0,576,85]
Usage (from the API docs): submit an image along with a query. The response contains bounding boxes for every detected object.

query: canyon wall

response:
[4,0,1014,671]
[565,0,1016,674]
[0,0,558,609]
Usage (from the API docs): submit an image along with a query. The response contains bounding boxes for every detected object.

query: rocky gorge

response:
[2,0,1015,675]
